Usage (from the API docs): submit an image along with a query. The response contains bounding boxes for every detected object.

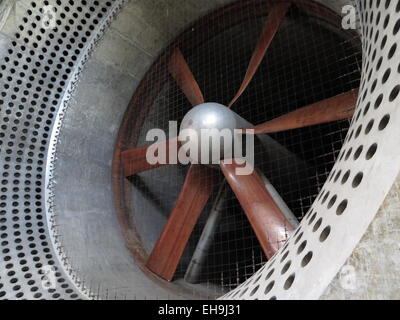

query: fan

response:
[121,2,358,281]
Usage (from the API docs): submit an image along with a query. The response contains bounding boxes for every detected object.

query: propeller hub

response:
[178,103,239,163]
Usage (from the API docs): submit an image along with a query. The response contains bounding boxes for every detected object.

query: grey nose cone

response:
[179,103,240,164]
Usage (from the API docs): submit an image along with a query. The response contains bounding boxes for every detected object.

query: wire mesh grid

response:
[121,1,362,298]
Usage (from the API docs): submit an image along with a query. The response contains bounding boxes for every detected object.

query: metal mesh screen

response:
[120,1,361,298]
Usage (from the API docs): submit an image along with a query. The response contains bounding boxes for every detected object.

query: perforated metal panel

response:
[0,0,126,300]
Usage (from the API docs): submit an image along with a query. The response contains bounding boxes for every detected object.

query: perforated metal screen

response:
[0,0,123,300]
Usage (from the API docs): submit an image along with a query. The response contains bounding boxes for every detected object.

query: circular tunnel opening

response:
[113,0,361,298]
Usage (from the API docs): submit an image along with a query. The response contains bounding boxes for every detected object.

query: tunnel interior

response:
[2,0,400,300]
[117,1,361,297]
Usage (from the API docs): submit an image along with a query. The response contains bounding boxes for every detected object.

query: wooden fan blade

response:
[220,160,294,258]
[169,48,205,107]
[228,2,290,108]
[146,165,218,281]
[122,138,180,176]
[249,89,359,134]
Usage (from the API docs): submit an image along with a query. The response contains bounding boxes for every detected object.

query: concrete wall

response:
[322,173,400,299]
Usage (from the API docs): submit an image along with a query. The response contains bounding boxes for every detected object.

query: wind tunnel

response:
[0,0,400,300]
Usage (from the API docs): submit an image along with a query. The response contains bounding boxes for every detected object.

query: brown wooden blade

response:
[228,2,290,108]
[122,138,180,176]
[248,89,359,134]
[146,164,218,281]
[169,48,205,107]
[220,160,294,258]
